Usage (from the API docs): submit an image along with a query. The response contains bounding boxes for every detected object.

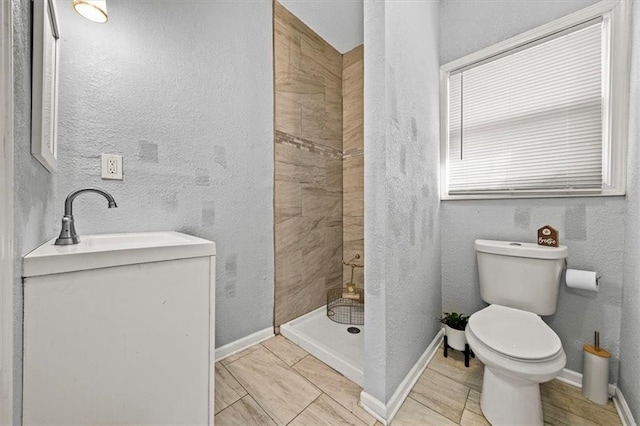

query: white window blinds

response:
[447,20,605,195]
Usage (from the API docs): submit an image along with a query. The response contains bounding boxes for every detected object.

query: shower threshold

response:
[280,306,364,386]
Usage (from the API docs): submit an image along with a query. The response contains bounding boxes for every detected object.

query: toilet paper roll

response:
[566,269,600,291]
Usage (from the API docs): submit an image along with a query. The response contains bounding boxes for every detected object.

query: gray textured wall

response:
[620,0,640,420]
[53,0,274,348]
[440,0,600,64]
[364,0,441,403]
[12,0,57,420]
[440,0,624,382]
[363,0,387,401]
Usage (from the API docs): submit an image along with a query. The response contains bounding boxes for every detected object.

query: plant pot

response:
[445,324,467,351]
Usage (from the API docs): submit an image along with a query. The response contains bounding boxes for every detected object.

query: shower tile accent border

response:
[275,129,363,161]
[275,130,343,160]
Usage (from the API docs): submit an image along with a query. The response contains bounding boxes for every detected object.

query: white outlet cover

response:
[101,154,123,180]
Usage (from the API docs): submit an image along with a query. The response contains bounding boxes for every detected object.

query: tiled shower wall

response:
[274,1,344,327]
[342,46,364,288]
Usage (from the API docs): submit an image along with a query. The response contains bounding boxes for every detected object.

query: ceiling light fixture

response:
[72,0,108,23]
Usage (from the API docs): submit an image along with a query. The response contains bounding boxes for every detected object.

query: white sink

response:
[82,232,196,250]
[23,231,216,277]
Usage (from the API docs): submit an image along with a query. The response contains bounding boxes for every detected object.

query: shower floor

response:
[280,306,364,386]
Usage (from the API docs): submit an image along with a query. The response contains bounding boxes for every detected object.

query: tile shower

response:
[273,1,365,383]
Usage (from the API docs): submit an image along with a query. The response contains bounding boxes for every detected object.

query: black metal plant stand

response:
[443,335,475,368]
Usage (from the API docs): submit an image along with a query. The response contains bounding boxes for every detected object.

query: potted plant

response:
[439,312,469,351]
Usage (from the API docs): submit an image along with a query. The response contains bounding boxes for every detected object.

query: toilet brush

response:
[582,331,611,405]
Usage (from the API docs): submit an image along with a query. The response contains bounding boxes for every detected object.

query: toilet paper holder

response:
[564,259,602,287]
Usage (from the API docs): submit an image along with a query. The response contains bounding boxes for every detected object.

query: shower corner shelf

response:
[327,287,364,326]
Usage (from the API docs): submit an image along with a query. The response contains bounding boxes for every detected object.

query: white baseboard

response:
[359,392,388,424]
[214,327,274,362]
[613,387,638,426]
[556,368,635,425]
[360,329,444,425]
[556,368,582,388]
[556,368,617,398]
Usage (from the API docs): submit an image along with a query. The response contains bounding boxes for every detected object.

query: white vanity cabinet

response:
[22,232,215,425]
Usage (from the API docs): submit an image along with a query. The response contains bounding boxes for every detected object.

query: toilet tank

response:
[475,240,568,316]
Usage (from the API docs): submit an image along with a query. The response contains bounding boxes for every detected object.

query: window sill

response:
[440,189,626,201]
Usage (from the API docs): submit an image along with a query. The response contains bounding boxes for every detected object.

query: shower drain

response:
[347,327,361,334]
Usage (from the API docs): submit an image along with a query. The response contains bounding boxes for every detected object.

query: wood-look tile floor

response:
[214,336,622,425]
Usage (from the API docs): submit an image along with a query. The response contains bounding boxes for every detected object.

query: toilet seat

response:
[467,305,562,361]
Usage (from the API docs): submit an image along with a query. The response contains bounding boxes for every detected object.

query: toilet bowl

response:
[466,304,566,425]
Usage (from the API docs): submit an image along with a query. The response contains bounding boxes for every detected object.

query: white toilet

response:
[465,239,568,426]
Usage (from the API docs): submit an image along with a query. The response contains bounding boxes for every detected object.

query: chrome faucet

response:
[54,188,118,245]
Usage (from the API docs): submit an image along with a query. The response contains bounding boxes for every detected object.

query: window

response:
[440,1,630,200]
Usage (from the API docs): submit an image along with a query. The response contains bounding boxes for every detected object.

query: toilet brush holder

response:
[582,331,611,405]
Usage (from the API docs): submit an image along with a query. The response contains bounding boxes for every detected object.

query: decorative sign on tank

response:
[537,225,559,247]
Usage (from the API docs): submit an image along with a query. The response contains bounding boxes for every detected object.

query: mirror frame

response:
[31,0,60,173]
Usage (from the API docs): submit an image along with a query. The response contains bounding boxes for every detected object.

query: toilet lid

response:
[468,305,562,360]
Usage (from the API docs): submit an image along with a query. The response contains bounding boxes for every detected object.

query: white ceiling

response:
[278,0,364,54]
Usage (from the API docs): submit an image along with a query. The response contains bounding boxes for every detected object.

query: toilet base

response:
[480,366,544,426]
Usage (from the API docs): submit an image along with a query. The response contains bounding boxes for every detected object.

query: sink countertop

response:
[23,231,216,277]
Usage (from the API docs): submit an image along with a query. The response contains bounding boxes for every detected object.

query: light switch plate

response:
[101,154,123,180]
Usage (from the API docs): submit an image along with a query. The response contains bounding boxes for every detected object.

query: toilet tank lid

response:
[475,239,567,260]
